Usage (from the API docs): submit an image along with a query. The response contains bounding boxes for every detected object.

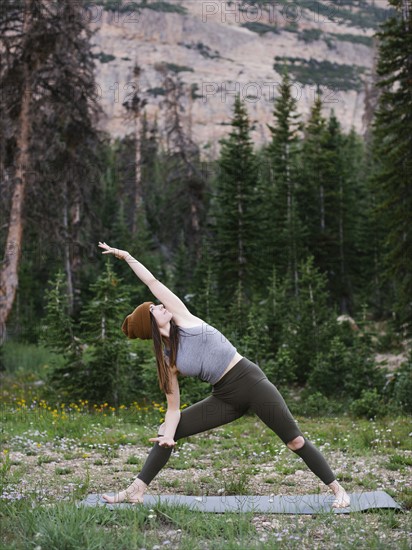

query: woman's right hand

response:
[149,436,176,448]
[98,242,129,260]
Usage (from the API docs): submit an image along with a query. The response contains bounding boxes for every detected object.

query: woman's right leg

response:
[102,394,246,502]
[137,394,246,485]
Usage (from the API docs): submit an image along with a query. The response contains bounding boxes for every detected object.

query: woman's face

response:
[150,303,173,328]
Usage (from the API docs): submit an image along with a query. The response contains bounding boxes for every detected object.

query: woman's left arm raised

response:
[98,242,193,322]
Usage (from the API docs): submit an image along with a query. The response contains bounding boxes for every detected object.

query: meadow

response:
[1,363,411,550]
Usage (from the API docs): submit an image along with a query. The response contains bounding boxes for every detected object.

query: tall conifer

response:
[373,0,412,328]
[213,95,262,307]
[267,72,303,294]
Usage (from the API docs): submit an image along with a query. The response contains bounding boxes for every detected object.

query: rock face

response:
[90,0,388,156]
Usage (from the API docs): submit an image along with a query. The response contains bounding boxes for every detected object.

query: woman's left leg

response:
[247,376,336,484]
[245,368,350,507]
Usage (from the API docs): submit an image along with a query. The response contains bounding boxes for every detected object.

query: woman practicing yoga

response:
[98,242,350,509]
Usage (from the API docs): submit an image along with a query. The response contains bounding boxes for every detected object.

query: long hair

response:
[150,313,180,394]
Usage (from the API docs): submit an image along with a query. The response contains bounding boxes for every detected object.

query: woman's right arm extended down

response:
[98,242,192,321]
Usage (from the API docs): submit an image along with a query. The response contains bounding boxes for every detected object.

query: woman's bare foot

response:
[102,478,147,504]
[328,480,350,509]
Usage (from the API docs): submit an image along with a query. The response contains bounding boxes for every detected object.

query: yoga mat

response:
[79,491,402,514]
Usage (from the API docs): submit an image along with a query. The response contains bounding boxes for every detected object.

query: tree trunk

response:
[0,0,31,343]
[62,182,74,315]
[132,111,143,235]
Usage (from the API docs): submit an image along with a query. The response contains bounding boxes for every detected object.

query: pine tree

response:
[41,271,75,353]
[281,256,337,383]
[321,112,346,306]
[267,71,304,294]
[190,238,223,325]
[300,98,364,313]
[239,300,272,367]
[299,95,328,262]
[373,0,412,328]
[79,261,132,406]
[41,271,84,400]
[213,95,263,311]
[0,0,102,338]
[339,127,370,312]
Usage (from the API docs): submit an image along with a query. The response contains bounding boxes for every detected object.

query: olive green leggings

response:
[137,358,336,486]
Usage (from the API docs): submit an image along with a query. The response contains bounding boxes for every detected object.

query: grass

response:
[1,368,411,549]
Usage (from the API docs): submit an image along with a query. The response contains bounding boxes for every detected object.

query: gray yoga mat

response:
[80,491,402,514]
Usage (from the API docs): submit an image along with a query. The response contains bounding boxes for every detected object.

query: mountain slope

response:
[90,0,391,155]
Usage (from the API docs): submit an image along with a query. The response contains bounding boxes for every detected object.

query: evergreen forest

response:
[1,0,411,415]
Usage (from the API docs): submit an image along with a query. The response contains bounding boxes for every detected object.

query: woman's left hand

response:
[149,436,176,448]
[98,242,129,260]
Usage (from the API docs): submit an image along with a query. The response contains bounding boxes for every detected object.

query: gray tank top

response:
[168,322,237,385]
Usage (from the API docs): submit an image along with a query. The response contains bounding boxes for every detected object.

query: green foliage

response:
[371,0,412,330]
[239,301,272,367]
[280,257,338,383]
[241,22,278,35]
[308,335,385,400]
[1,342,58,377]
[299,104,364,311]
[349,388,386,419]
[92,51,116,63]
[147,87,166,97]
[299,0,392,29]
[190,239,223,325]
[164,63,193,73]
[391,354,412,414]
[77,261,132,406]
[265,71,304,289]
[40,271,76,354]
[43,263,137,406]
[300,391,332,417]
[299,29,323,43]
[180,41,220,60]
[274,56,366,91]
[212,95,264,307]
[41,272,85,401]
[2,0,407,414]
[330,33,373,47]
[91,0,187,14]
[264,346,297,389]
[142,1,187,14]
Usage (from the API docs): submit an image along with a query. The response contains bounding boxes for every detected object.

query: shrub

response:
[241,22,278,35]
[264,346,297,389]
[349,388,386,419]
[164,63,193,74]
[391,354,412,414]
[143,2,187,15]
[301,391,332,417]
[93,52,116,64]
[299,29,323,43]
[273,56,366,91]
[307,335,385,399]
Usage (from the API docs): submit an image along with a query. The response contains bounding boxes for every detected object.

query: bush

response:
[241,22,278,35]
[307,335,385,399]
[264,346,297,389]
[300,391,332,417]
[349,388,386,419]
[273,56,366,91]
[391,355,412,414]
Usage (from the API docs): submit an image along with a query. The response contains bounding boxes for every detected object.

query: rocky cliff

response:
[89,0,390,156]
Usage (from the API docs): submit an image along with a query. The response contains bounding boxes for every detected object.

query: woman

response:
[98,242,350,508]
